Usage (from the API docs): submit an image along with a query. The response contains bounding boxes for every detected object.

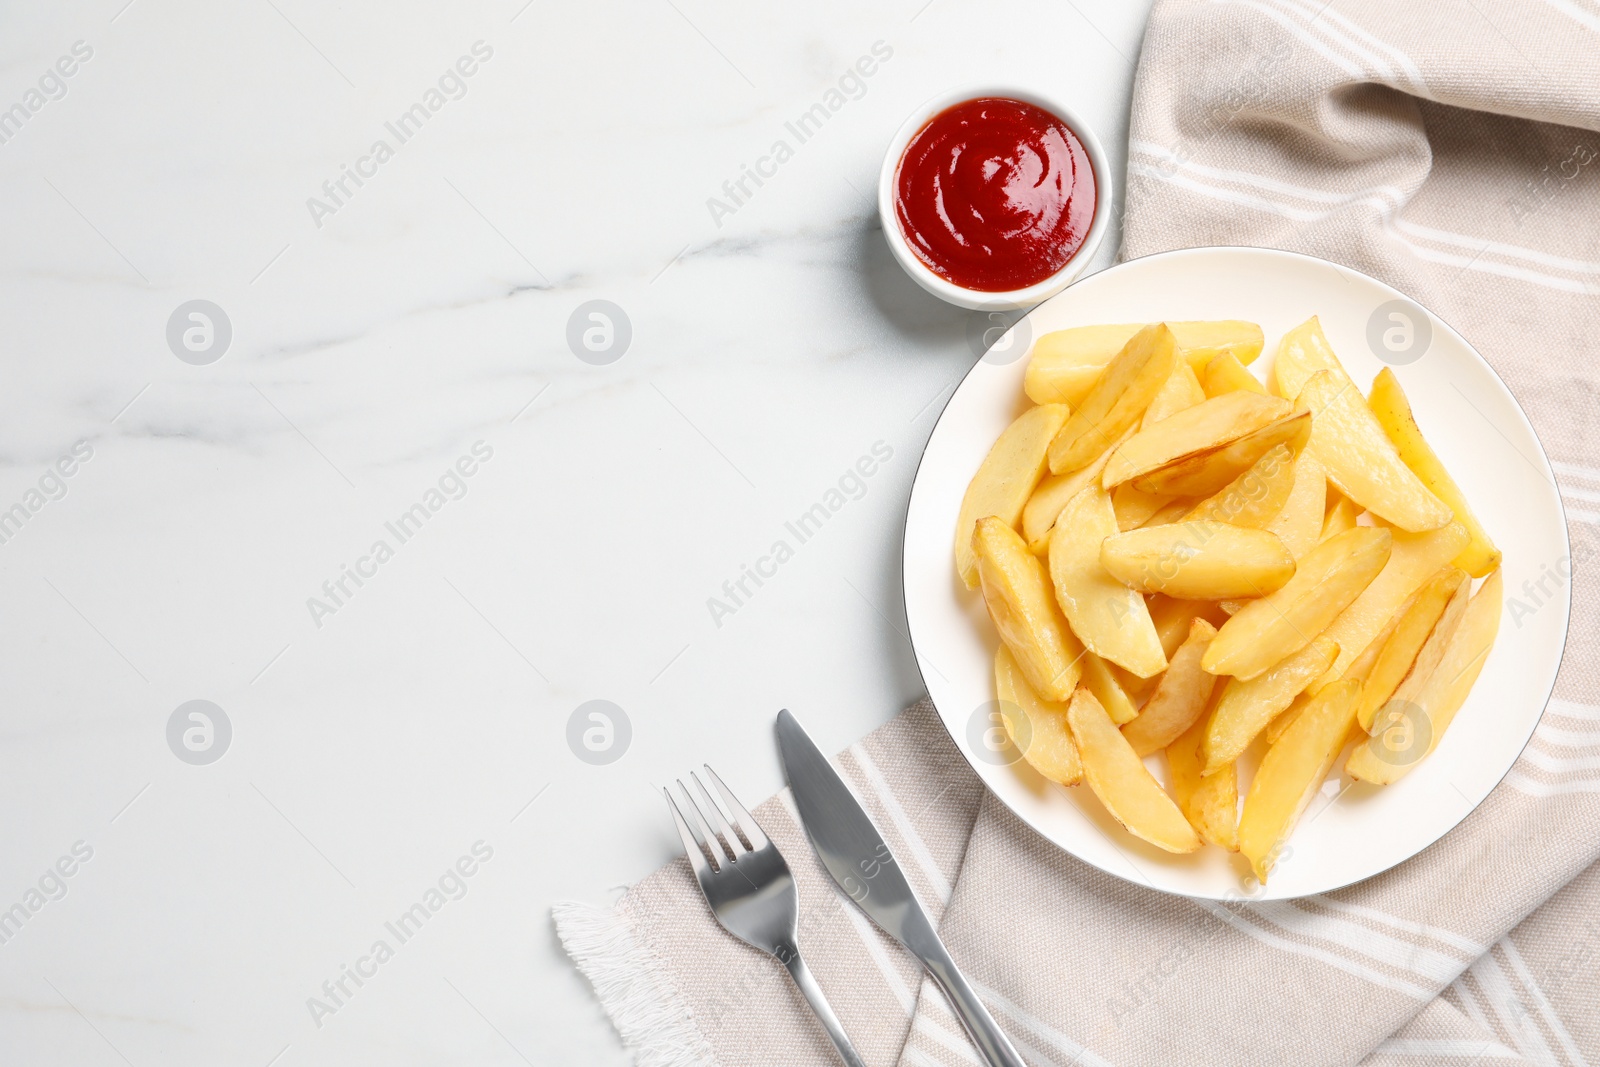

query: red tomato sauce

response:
[894,97,1096,293]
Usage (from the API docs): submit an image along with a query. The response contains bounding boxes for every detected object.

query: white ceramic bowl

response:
[877,86,1112,311]
[902,246,1570,900]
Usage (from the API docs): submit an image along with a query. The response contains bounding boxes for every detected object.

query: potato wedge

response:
[1113,591,1222,710]
[1271,315,1343,400]
[1103,393,1292,490]
[1048,325,1179,474]
[1025,324,1147,407]
[1296,370,1452,532]
[1143,360,1207,429]
[1183,443,1297,529]
[1141,499,1193,528]
[1148,595,1230,660]
[1025,324,1146,407]
[1169,320,1265,373]
[1131,409,1312,498]
[1121,618,1220,756]
[994,646,1082,785]
[1081,650,1139,725]
[1346,570,1501,784]
[1262,692,1307,747]
[1313,521,1469,687]
[1201,636,1339,775]
[1266,614,1394,755]
[1339,612,1398,689]
[955,404,1071,587]
[1263,450,1327,562]
[1048,486,1168,677]
[973,517,1085,701]
[1169,713,1239,850]
[1025,321,1263,407]
[1067,688,1201,853]
[1265,611,1393,746]
[1321,492,1360,542]
[1364,576,1472,732]
[1110,660,1158,703]
[1369,368,1501,577]
[1112,482,1175,531]
[1202,351,1267,398]
[1355,567,1469,731]
[1239,679,1361,881]
[1022,429,1128,553]
[1101,522,1295,600]
[1203,527,1393,680]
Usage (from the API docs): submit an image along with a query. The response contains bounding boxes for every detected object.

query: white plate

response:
[902,246,1569,901]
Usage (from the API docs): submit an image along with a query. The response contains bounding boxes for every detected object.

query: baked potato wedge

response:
[1067,687,1201,853]
[1048,486,1168,678]
[1263,449,1327,561]
[955,403,1071,587]
[1271,315,1343,399]
[1169,320,1265,372]
[1314,521,1469,687]
[1262,692,1307,747]
[1202,351,1267,398]
[1025,324,1147,407]
[1141,499,1194,529]
[1025,320,1264,407]
[973,517,1085,701]
[1183,442,1297,529]
[994,646,1083,785]
[1048,325,1179,474]
[1147,595,1230,660]
[1239,679,1362,881]
[1201,636,1339,775]
[1261,613,1392,752]
[1355,566,1469,731]
[1101,522,1296,600]
[1321,492,1360,542]
[1169,712,1239,850]
[1102,392,1292,490]
[1368,368,1501,577]
[1130,409,1312,498]
[1346,570,1501,784]
[1120,618,1220,756]
[1112,482,1176,532]
[1081,650,1140,725]
[1142,360,1207,429]
[1296,369,1452,533]
[1365,576,1472,735]
[1203,527,1392,680]
[1022,429,1128,554]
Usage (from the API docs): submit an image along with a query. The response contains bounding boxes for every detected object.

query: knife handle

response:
[922,943,1027,1067]
[780,942,868,1067]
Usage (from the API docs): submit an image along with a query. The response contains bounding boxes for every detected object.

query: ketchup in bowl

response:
[894,97,1096,293]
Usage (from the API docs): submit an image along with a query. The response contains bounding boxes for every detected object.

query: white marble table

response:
[0,1,1152,1062]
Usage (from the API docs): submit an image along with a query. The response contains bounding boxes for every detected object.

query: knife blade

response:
[776,709,1026,1067]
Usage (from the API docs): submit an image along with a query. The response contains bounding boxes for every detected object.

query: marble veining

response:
[0,1,1148,1063]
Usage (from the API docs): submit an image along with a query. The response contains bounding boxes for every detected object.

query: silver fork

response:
[664,767,867,1067]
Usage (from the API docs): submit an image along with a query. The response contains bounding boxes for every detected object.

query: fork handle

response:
[779,942,867,1067]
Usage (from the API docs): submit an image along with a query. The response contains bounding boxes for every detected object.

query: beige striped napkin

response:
[555,1,1600,1063]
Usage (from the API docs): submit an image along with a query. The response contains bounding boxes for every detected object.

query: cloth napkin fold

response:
[557,1,1600,1063]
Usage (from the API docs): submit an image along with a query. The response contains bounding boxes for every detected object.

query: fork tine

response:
[664,787,718,877]
[675,779,731,867]
[689,772,747,862]
[703,764,770,850]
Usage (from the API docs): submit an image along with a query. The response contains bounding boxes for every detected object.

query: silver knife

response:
[776,709,1027,1067]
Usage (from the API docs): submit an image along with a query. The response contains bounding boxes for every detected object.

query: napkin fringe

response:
[553,899,719,1067]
